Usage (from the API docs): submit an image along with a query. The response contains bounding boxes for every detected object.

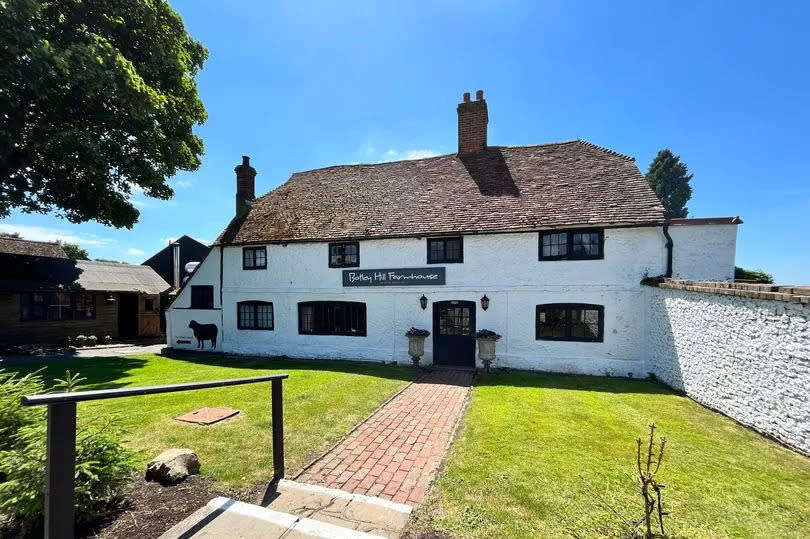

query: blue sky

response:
[3,1,809,282]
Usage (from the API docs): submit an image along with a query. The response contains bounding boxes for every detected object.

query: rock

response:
[145,448,200,486]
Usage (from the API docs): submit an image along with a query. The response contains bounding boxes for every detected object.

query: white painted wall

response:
[166,246,223,349]
[647,287,810,455]
[167,225,738,375]
[670,224,737,280]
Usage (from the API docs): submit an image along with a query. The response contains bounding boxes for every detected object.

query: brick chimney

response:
[457,90,488,154]
[235,155,256,218]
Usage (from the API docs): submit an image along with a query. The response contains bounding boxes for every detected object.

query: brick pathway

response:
[296,369,473,506]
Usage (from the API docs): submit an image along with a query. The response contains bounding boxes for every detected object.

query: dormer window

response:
[243,246,267,269]
[328,242,359,268]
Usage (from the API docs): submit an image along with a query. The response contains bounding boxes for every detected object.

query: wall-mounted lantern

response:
[480,294,490,311]
[419,294,428,310]
[105,293,116,304]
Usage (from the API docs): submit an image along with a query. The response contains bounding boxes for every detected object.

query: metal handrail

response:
[22,373,289,539]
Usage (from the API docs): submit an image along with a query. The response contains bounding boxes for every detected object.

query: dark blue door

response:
[433,300,476,367]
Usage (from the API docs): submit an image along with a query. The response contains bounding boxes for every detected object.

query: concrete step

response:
[265,479,412,538]
[159,480,412,539]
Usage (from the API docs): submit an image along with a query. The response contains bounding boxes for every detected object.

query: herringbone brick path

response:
[296,369,473,506]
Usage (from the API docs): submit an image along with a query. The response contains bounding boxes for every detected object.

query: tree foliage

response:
[645,149,693,218]
[61,241,88,260]
[0,232,22,238]
[0,0,208,228]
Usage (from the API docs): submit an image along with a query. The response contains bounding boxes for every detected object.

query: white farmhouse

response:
[166,91,740,375]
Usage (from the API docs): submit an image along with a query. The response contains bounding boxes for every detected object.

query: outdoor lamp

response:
[480,294,490,311]
[105,293,115,303]
[419,295,428,310]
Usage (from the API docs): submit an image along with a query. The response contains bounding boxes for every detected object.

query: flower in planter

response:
[405,327,431,337]
[74,335,87,347]
[86,335,98,346]
[475,329,502,340]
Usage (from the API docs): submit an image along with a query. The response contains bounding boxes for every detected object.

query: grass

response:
[412,372,810,538]
[4,353,416,487]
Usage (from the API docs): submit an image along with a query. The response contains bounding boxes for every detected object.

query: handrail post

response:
[45,402,76,539]
[271,379,284,480]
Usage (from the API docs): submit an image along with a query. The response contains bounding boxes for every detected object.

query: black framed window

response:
[298,301,367,336]
[427,237,463,264]
[539,229,603,260]
[20,292,96,322]
[144,297,156,313]
[237,301,274,330]
[536,303,604,342]
[243,246,267,269]
[328,242,359,268]
[190,285,214,309]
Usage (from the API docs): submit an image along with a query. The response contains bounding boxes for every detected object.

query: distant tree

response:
[735,266,774,284]
[94,258,124,264]
[645,149,693,218]
[0,232,21,238]
[61,242,89,260]
[0,0,208,228]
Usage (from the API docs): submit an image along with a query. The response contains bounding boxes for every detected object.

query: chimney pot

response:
[457,90,488,154]
[242,155,250,166]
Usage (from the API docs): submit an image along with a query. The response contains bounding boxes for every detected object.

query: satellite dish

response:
[184,261,200,274]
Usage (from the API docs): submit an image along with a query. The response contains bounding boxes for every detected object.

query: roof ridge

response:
[0,236,62,245]
[576,139,636,161]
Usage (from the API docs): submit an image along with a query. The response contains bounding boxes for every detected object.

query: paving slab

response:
[159,496,386,539]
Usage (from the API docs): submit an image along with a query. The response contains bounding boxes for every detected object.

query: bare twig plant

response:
[575,423,670,538]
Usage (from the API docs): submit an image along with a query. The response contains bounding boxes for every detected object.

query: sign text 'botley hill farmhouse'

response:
[166,90,741,374]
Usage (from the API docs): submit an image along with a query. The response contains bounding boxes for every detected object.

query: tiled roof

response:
[218,140,667,244]
[0,237,68,258]
[75,260,170,294]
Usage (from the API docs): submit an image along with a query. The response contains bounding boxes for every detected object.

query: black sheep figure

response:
[188,320,218,349]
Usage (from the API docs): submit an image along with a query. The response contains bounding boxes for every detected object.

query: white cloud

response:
[131,199,150,208]
[174,179,193,189]
[127,247,145,256]
[404,149,440,160]
[369,148,441,163]
[0,224,111,247]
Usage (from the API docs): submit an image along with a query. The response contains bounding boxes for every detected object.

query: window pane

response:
[300,305,314,332]
[239,304,254,328]
[430,241,443,261]
[538,308,566,338]
[571,308,600,339]
[243,249,254,267]
[542,232,567,257]
[75,294,95,319]
[344,243,358,265]
[257,304,273,328]
[445,239,460,261]
[330,244,343,266]
[47,292,71,320]
[254,248,266,267]
[572,232,600,257]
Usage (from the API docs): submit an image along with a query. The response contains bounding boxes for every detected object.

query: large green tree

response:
[0,0,208,228]
[61,241,88,259]
[645,149,693,218]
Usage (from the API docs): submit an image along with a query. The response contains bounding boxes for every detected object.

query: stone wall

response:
[647,280,810,455]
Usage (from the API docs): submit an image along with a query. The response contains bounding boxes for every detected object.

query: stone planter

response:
[477,338,497,372]
[408,335,426,366]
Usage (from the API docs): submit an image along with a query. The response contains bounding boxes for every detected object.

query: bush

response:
[74,335,87,347]
[0,370,136,533]
[102,335,113,344]
[86,335,98,347]
[734,266,774,284]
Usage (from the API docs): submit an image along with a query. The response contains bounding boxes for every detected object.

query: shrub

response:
[474,329,502,340]
[405,327,430,337]
[74,335,87,347]
[102,335,113,344]
[734,266,774,284]
[86,335,98,347]
[0,370,136,533]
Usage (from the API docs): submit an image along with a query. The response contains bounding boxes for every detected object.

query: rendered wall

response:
[647,286,810,455]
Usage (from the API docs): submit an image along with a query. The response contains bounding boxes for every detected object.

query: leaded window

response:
[298,301,367,336]
[427,237,463,264]
[237,301,274,330]
[243,246,267,269]
[328,242,359,268]
[539,229,603,260]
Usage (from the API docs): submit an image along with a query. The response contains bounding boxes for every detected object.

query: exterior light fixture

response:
[105,293,116,304]
[419,295,428,310]
[480,294,490,311]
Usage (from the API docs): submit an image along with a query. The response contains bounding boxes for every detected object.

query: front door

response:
[117,293,139,338]
[433,300,476,367]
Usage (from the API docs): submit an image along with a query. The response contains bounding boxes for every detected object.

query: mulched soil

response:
[79,475,268,539]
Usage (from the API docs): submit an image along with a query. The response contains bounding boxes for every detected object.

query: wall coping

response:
[646,279,810,305]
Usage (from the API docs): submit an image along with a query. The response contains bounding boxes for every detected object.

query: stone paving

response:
[296,369,473,506]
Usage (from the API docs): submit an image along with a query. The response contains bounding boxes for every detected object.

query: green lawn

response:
[5,353,416,487]
[412,372,810,538]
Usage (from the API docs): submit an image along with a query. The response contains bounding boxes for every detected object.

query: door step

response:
[159,480,412,538]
